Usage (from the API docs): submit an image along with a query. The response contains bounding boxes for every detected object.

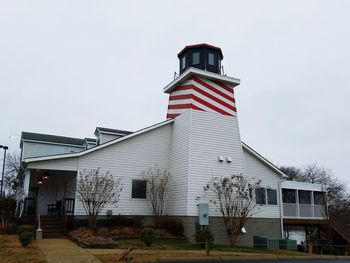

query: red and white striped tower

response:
[164,44,240,119]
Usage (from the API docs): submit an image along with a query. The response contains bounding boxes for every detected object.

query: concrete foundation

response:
[177,216,281,246]
[72,215,281,246]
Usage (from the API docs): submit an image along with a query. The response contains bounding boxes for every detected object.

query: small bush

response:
[7,223,18,234]
[18,225,34,235]
[140,227,155,247]
[195,228,214,248]
[0,197,16,231]
[155,218,184,236]
[19,231,33,247]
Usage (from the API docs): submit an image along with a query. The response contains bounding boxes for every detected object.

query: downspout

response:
[278,179,285,238]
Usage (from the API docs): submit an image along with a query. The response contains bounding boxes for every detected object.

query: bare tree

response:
[4,153,21,198]
[76,169,122,229]
[200,174,261,246]
[142,165,170,216]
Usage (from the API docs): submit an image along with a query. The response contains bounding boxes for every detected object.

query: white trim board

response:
[242,142,287,178]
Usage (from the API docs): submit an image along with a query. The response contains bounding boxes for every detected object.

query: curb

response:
[128,255,350,262]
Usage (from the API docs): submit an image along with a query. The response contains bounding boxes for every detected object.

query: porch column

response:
[36,183,43,240]
[311,191,315,218]
[23,169,31,197]
[296,190,300,218]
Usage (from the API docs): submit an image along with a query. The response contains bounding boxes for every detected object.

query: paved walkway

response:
[37,238,101,263]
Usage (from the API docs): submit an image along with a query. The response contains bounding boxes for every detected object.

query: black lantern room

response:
[177,43,223,74]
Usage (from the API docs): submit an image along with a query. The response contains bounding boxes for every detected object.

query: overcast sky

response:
[1,1,349,186]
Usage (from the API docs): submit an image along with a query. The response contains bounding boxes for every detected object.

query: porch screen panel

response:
[282,189,297,217]
[299,190,312,217]
[314,191,326,218]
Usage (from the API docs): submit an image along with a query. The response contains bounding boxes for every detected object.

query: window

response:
[314,191,325,205]
[255,188,266,205]
[299,190,311,204]
[267,189,277,205]
[181,56,186,69]
[282,189,296,203]
[192,52,200,64]
[131,180,147,198]
[208,53,215,66]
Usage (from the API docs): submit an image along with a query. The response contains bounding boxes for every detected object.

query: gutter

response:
[278,179,285,239]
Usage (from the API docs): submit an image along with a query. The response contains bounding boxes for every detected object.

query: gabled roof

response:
[94,127,133,136]
[24,119,174,163]
[21,132,85,148]
[163,67,240,94]
[242,142,287,178]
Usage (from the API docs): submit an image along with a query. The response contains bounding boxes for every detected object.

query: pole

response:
[0,146,8,197]
[205,240,209,256]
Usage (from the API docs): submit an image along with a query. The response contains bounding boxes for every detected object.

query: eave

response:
[163,67,241,94]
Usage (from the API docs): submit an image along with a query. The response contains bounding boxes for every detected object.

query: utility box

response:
[253,236,279,250]
[198,203,209,226]
[279,239,297,251]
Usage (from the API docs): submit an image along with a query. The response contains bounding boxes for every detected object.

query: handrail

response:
[64,198,75,214]
[62,198,75,233]
[24,197,36,216]
[328,213,350,243]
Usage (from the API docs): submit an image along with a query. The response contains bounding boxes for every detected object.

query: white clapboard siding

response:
[74,123,173,216]
[27,158,79,171]
[165,110,191,216]
[99,133,121,144]
[22,141,84,160]
[243,148,282,218]
[186,110,246,216]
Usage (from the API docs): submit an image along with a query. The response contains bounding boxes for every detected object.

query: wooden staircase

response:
[328,212,350,244]
[41,215,66,238]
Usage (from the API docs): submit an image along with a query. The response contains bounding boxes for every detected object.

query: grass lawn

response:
[113,237,304,253]
[94,237,311,263]
[0,235,46,263]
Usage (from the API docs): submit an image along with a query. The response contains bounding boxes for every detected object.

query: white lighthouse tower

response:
[163,44,247,232]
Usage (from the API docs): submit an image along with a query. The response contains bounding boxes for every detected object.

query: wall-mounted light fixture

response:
[37,177,44,185]
[226,157,232,163]
[43,172,49,180]
[218,156,224,162]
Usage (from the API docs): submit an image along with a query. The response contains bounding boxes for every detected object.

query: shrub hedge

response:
[140,227,155,247]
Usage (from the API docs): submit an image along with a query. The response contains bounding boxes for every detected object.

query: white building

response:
[17,44,327,244]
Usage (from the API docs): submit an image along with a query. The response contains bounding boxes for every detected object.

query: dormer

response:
[94,127,133,145]
[83,138,97,149]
